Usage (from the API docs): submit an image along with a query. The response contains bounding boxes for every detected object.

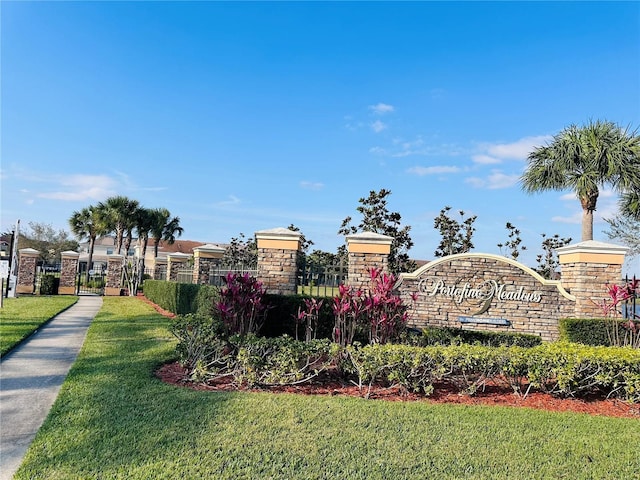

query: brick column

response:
[558,240,628,318]
[153,258,167,280]
[105,254,124,296]
[167,253,192,282]
[346,232,392,290]
[192,244,225,285]
[16,248,39,295]
[59,251,79,295]
[255,227,302,295]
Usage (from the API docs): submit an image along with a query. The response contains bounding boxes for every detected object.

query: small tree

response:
[223,233,257,269]
[19,222,79,264]
[433,206,476,257]
[603,213,640,258]
[535,233,572,279]
[497,222,527,260]
[339,189,415,273]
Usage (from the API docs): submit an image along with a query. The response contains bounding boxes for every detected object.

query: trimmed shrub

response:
[559,318,629,346]
[143,280,201,315]
[39,275,60,295]
[409,326,542,348]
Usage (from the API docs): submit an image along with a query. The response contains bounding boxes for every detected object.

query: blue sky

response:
[2,1,639,274]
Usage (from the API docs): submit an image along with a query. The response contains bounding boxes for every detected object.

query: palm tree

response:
[620,189,640,221]
[521,120,640,241]
[150,208,184,258]
[69,205,107,282]
[98,196,140,255]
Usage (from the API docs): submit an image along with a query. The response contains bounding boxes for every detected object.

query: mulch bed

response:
[139,295,640,419]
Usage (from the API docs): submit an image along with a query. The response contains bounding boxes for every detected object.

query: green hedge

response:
[39,275,60,295]
[559,318,631,346]
[407,326,542,348]
[346,342,640,402]
[143,280,211,315]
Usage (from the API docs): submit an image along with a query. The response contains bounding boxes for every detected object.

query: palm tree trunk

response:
[582,209,594,241]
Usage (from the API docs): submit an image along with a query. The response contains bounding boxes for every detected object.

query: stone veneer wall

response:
[192,245,225,285]
[105,255,124,296]
[347,252,389,290]
[255,228,302,295]
[560,262,624,317]
[167,254,191,282]
[397,255,576,342]
[16,249,39,294]
[257,247,299,295]
[59,252,79,295]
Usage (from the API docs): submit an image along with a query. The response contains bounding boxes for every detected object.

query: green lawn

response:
[0,295,78,356]
[16,297,640,479]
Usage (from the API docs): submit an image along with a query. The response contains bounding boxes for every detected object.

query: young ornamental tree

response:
[338,189,415,274]
[433,206,476,257]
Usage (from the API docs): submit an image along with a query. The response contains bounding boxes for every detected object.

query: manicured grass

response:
[16,297,640,479]
[0,296,78,356]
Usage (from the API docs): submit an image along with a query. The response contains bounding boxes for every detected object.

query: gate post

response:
[16,248,40,295]
[59,251,80,295]
[557,240,628,318]
[105,254,124,296]
[346,232,392,290]
[192,244,225,285]
[255,227,301,295]
[167,253,191,282]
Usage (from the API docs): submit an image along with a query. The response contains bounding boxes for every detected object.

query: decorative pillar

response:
[16,248,39,295]
[167,252,192,282]
[153,257,168,280]
[558,240,628,318]
[192,244,225,284]
[59,251,80,295]
[255,227,302,295]
[346,232,392,290]
[105,254,124,296]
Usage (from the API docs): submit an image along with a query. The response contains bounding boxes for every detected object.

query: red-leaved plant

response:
[330,268,412,347]
[593,277,639,348]
[217,272,270,337]
[293,298,325,342]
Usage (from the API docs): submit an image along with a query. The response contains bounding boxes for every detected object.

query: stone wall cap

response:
[556,240,628,255]
[255,227,302,240]
[18,248,40,255]
[61,251,80,257]
[193,243,225,253]
[346,232,393,245]
[167,252,192,259]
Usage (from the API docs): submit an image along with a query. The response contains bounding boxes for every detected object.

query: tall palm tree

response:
[521,120,640,241]
[98,196,140,255]
[150,208,184,258]
[620,189,640,221]
[69,205,107,282]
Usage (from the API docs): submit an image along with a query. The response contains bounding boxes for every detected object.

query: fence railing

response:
[297,262,347,297]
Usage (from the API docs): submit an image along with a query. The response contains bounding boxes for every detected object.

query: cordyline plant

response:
[593,277,640,348]
[330,268,411,347]
[216,272,271,337]
[293,298,325,342]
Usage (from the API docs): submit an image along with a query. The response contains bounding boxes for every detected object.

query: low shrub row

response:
[143,280,219,316]
[171,313,640,403]
[411,326,542,348]
[559,317,635,346]
[345,342,640,402]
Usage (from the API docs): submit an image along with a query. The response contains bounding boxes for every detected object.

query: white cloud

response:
[215,195,241,207]
[551,212,582,225]
[464,171,520,190]
[371,120,387,133]
[473,135,553,165]
[486,135,552,161]
[407,165,461,176]
[300,181,324,191]
[369,103,395,115]
[37,174,118,201]
[369,146,387,155]
[471,154,501,165]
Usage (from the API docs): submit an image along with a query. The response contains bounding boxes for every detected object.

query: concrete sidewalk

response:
[0,295,103,480]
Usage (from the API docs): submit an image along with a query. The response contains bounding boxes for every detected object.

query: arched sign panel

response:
[397,253,576,341]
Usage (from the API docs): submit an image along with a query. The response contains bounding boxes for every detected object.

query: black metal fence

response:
[297,261,347,297]
[622,275,639,320]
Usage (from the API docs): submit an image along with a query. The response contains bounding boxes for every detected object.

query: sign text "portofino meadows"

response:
[418,278,543,304]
